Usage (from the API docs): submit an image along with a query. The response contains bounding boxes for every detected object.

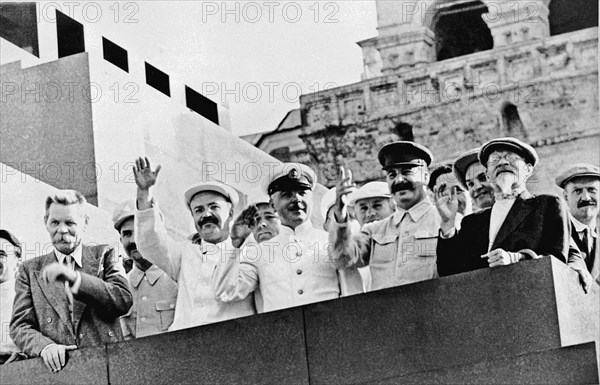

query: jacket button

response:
[79,333,84,338]
[46,317,52,323]
[108,331,114,337]
[169,304,175,309]
[298,289,303,295]
[296,269,302,275]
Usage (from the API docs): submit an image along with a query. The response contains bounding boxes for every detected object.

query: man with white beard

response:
[435,137,570,276]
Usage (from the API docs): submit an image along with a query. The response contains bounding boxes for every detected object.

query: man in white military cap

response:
[556,163,600,282]
[213,162,363,313]
[453,148,495,210]
[112,201,178,339]
[331,141,440,291]
[132,157,255,330]
[436,137,570,277]
[348,182,396,227]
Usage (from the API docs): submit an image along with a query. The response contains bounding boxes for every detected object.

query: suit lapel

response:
[35,252,74,332]
[72,246,100,330]
[491,193,534,250]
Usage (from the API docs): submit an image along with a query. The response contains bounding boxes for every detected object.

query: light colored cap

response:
[184,181,240,208]
[348,182,391,206]
[555,163,600,188]
[112,200,137,231]
[265,163,317,195]
[479,137,538,167]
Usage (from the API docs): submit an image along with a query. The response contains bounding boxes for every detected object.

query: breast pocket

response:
[413,231,438,258]
[371,233,399,264]
[155,300,176,332]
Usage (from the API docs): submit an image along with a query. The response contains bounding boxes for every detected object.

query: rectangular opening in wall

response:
[145,62,170,96]
[0,2,39,57]
[56,10,85,58]
[185,86,219,125]
[102,37,129,72]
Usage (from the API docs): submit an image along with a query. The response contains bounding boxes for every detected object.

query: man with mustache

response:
[556,163,600,282]
[435,137,570,277]
[112,201,178,339]
[453,148,495,210]
[133,157,255,330]
[213,163,362,312]
[330,141,440,290]
[10,190,132,372]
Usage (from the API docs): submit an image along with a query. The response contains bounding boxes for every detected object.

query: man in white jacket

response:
[133,157,255,330]
[213,162,363,313]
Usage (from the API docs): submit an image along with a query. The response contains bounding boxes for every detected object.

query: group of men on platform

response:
[1,137,598,372]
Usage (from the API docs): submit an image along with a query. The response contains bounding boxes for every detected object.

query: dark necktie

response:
[580,228,590,256]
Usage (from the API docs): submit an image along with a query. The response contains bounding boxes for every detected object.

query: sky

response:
[49,1,379,137]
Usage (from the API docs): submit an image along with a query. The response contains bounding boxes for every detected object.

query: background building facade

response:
[247,0,599,195]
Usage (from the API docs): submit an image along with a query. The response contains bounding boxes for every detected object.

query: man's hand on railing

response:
[40,343,77,372]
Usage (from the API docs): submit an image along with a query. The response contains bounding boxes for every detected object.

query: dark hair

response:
[0,229,22,259]
[428,164,454,190]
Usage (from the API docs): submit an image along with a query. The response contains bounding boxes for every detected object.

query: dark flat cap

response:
[453,148,480,189]
[479,137,538,167]
[378,141,433,170]
[555,163,600,188]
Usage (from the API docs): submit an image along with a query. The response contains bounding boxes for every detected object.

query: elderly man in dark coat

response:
[435,137,570,276]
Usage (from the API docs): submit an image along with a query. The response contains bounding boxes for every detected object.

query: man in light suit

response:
[435,137,570,276]
[10,190,132,372]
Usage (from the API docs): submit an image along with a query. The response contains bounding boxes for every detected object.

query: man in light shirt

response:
[330,141,440,291]
[10,190,131,372]
[556,163,599,283]
[132,157,255,330]
[112,201,178,339]
[213,162,362,313]
[435,137,570,276]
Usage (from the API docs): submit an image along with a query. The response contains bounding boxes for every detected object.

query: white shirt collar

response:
[279,220,313,237]
[570,215,598,237]
[392,198,433,226]
[54,244,83,268]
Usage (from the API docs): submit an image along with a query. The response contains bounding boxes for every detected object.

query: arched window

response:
[502,104,528,139]
[549,0,598,36]
[432,1,493,61]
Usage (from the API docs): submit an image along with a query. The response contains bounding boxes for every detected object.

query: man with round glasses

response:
[435,137,570,276]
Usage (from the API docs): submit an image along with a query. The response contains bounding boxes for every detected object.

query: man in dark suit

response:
[556,163,600,283]
[435,137,570,276]
[10,190,132,372]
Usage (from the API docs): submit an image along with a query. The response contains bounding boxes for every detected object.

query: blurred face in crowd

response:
[433,171,472,216]
[45,203,88,255]
[385,165,429,210]
[564,177,599,226]
[119,218,152,271]
[485,150,533,194]
[354,197,395,226]
[465,163,495,209]
[270,188,313,229]
[0,239,19,284]
[253,203,281,243]
[189,191,233,244]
